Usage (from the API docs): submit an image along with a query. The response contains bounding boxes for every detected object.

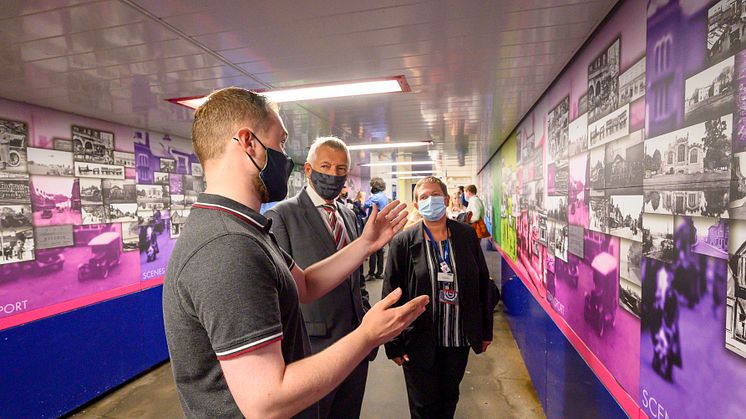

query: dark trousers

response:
[368,248,384,277]
[402,346,470,419]
[318,360,369,419]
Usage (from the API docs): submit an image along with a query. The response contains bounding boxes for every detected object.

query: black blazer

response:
[267,187,374,360]
[383,219,494,369]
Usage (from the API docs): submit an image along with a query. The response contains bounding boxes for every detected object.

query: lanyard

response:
[422,223,451,273]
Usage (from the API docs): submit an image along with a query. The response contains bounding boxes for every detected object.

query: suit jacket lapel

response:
[339,207,358,241]
[299,188,336,255]
[409,224,433,315]
[448,219,467,279]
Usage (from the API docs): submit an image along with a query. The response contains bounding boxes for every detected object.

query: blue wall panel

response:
[501,264,626,419]
[0,286,168,418]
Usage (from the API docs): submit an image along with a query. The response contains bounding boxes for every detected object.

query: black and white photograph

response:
[588,103,629,149]
[727,219,746,358]
[121,221,139,252]
[0,179,30,204]
[551,220,568,262]
[684,56,734,124]
[53,138,73,152]
[590,146,606,190]
[30,176,81,226]
[170,194,185,209]
[568,224,585,258]
[102,179,137,204]
[159,158,176,173]
[81,205,106,225]
[588,38,620,123]
[537,213,548,246]
[604,130,644,192]
[113,151,136,168]
[34,224,74,250]
[547,96,569,165]
[170,209,190,239]
[74,162,125,179]
[619,57,646,106]
[136,184,170,211]
[27,147,74,176]
[642,212,675,263]
[568,113,588,157]
[681,215,728,260]
[548,163,569,197]
[79,178,103,205]
[154,171,169,185]
[619,238,642,285]
[619,237,643,318]
[731,151,746,218]
[579,93,588,116]
[644,188,730,218]
[644,114,732,188]
[0,227,34,265]
[589,197,609,233]
[191,162,203,177]
[0,118,29,178]
[707,0,746,64]
[0,204,32,229]
[72,125,115,164]
[106,203,138,223]
[607,194,643,242]
[546,195,568,222]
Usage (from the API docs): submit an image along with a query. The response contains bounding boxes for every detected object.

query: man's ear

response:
[303,162,313,179]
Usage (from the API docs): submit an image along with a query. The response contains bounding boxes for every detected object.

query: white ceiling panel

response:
[0,0,617,177]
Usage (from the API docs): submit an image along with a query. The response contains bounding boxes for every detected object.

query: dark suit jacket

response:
[266,187,375,359]
[383,219,494,369]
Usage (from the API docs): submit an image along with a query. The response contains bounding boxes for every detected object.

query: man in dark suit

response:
[266,137,374,418]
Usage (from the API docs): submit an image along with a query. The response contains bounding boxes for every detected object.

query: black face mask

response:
[234,134,294,203]
[310,169,347,200]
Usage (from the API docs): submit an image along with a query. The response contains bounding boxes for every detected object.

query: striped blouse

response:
[424,238,469,347]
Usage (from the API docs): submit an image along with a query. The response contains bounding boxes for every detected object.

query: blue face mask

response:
[418,196,447,221]
[234,134,294,203]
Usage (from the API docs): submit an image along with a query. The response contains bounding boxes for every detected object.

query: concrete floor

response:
[70,246,544,419]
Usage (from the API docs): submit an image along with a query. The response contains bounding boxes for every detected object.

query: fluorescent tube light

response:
[398,176,428,180]
[347,141,432,151]
[388,170,436,175]
[359,161,436,167]
[167,75,410,109]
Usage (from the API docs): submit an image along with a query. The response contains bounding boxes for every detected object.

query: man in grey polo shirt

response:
[163,87,429,419]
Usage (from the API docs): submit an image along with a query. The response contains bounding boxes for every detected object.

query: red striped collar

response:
[192,194,271,232]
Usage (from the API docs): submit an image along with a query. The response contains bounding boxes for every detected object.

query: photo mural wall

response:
[0,98,207,330]
[479,0,746,417]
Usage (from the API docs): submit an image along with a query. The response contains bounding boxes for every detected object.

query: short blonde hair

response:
[413,176,448,200]
[191,87,278,164]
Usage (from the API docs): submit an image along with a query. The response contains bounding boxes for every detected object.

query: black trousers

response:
[318,360,369,419]
[402,346,471,419]
[368,247,385,277]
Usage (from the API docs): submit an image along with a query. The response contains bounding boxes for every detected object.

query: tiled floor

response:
[70,245,544,419]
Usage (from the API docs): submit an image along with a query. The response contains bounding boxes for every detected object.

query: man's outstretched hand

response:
[360,200,408,253]
[360,288,428,347]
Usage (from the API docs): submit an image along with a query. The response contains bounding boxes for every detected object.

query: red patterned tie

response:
[321,204,348,250]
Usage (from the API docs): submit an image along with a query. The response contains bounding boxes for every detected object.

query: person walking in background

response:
[458,185,468,208]
[447,191,466,221]
[364,177,390,280]
[464,185,484,225]
[266,137,374,419]
[352,191,367,235]
[337,185,354,210]
[383,176,495,419]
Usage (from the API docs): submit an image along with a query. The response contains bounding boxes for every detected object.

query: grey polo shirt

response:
[163,193,316,418]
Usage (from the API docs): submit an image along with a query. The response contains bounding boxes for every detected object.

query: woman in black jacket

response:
[383,176,495,419]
